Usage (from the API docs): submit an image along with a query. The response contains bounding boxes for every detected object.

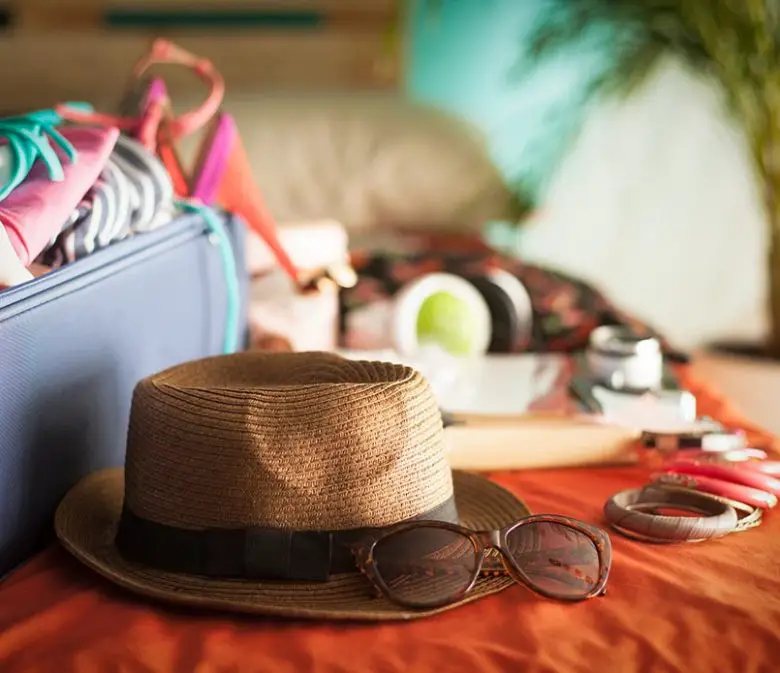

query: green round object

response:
[415,290,479,355]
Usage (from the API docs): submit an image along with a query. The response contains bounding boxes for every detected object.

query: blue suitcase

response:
[0,212,248,577]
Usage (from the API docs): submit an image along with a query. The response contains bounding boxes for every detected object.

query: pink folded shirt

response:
[1,126,119,266]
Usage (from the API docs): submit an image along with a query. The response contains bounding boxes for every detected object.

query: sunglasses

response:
[351,514,611,610]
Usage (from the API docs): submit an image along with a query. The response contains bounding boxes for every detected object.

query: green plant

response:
[529,0,780,353]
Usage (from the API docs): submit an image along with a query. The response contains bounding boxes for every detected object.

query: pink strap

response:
[132,39,224,138]
[55,107,138,130]
[57,39,223,140]
[136,77,169,150]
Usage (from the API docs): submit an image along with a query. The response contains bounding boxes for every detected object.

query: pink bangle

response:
[664,460,780,497]
[653,471,778,509]
[749,461,780,476]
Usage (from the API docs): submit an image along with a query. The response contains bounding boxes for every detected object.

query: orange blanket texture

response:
[0,367,778,673]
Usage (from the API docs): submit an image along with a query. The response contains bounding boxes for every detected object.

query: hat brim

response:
[55,469,529,621]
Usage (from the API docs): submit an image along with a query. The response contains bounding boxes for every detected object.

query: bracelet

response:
[603,485,738,543]
[652,471,777,510]
[664,460,780,498]
[650,484,763,532]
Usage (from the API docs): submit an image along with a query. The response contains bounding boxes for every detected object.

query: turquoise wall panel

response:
[405,0,620,202]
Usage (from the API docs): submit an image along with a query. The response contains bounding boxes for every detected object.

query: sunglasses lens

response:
[506,521,601,598]
[373,525,479,608]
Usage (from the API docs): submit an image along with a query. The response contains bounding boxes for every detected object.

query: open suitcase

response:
[0,211,248,577]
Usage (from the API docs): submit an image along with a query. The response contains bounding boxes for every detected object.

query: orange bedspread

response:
[1,367,779,673]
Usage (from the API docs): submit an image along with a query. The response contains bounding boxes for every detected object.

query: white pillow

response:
[175,92,515,235]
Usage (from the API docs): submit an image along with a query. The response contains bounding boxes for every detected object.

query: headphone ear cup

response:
[391,272,493,356]
[463,275,518,353]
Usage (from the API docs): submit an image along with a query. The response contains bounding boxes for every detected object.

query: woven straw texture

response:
[124,351,451,530]
[55,351,531,620]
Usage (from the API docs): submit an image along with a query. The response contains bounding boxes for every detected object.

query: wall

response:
[0,0,401,110]
[518,55,769,349]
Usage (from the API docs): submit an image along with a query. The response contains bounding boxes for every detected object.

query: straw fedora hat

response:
[55,351,529,620]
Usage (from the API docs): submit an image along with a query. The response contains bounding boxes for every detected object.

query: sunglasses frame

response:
[351,514,612,610]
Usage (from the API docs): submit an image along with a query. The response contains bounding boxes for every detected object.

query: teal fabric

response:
[404,0,620,202]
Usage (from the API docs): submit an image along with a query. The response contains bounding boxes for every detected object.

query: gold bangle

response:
[607,521,711,545]
[653,485,763,532]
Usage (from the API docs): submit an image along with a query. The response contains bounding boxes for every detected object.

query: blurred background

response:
[1,0,776,428]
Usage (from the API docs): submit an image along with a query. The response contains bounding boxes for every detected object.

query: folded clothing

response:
[0,221,32,287]
[1,126,118,266]
[40,134,175,267]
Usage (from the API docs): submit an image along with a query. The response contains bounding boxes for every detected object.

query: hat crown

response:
[123,351,452,531]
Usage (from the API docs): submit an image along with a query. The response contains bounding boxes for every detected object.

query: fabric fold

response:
[1,126,119,266]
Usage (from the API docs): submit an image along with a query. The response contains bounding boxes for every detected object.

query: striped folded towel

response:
[40,134,175,267]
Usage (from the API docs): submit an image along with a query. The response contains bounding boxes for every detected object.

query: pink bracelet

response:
[669,451,780,476]
[664,460,780,497]
[749,461,780,476]
[653,471,777,510]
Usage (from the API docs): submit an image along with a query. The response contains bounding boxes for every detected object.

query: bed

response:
[0,367,777,673]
